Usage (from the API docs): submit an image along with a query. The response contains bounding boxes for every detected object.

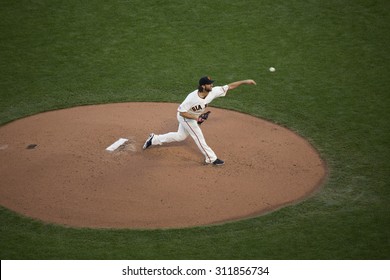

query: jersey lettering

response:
[191,105,202,112]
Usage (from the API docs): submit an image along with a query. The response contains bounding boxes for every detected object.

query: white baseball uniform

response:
[152,85,229,163]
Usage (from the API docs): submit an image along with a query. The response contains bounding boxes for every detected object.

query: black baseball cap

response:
[199,76,215,85]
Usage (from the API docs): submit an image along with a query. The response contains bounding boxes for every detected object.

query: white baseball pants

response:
[152,113,218,163]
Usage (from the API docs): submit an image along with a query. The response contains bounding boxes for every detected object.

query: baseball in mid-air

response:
[269,67,276,72]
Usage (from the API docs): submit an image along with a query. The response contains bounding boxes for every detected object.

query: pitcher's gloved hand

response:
[197,111,211,125]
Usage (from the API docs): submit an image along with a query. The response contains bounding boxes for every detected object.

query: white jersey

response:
[177,85,229,117]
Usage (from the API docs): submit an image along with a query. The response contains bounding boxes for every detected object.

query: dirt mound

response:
[0,103,326,229]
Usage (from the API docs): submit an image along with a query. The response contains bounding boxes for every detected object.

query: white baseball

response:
[269,67,276,72]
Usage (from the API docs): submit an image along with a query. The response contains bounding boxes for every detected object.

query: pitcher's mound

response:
[0,103,326,229]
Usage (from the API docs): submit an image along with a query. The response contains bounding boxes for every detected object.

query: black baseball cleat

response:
[212,158,225,166]
[143,133,154,150]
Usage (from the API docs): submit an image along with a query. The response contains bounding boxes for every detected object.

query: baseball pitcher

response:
[143,76,256,165]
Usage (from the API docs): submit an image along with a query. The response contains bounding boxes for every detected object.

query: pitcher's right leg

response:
[182,118,218,164]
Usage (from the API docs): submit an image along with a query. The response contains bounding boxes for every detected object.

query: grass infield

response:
[0,0,389,259]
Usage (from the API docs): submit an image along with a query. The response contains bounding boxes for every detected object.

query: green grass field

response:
[0,0,389,259]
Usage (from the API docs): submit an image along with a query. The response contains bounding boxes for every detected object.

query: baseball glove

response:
[197,111,211,125]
